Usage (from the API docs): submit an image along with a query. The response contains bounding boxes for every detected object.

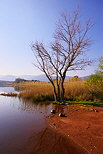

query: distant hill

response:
[0,75,52,81]
[0,75,15,81]
[0,80,13,87]
[0,75,90,82]
[0,75,46,81]
[80,76,90,80]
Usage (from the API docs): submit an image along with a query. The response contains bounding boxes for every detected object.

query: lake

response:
[0,87,53,154]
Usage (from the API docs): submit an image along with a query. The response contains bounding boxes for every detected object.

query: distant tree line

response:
[15,78,39,83]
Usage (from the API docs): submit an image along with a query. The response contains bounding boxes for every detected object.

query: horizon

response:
[0,74,91,82]
[0,74,91,77]
[0,0,102,76]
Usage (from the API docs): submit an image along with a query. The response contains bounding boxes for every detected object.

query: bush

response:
[86,74,103,86]
[86,74,103,100]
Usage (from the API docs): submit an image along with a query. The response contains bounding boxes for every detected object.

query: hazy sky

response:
[0,0,102,77]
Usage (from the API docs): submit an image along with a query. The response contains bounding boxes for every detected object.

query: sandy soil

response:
[46,104,103,154]
[26,126,90,154]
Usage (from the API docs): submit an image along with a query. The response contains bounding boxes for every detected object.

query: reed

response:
[0,93,18,97]
[19,81,54,101]
[16,79,103,101]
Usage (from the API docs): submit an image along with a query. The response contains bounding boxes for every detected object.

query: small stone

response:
[59,113,66,117]
[51,109,56,114]
[95,110,99,112]
[93,109,99,112]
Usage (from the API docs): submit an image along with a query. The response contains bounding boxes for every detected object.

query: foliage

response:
[86,74,103,86]
[15,78,27,83]
[96,56,103,76]
[66,101,103,107]
[85,57,103,100]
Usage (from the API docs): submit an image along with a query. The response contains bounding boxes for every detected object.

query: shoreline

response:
[27,125,89,154]
[46,104,103,154]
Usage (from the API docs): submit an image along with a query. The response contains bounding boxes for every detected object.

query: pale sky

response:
[0,0,102,77]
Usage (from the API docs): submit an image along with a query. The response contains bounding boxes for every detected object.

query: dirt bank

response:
[46,104,103,154]
[26,127,88,154]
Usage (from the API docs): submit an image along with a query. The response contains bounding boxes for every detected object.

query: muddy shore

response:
[27,126,88,154]
[46,105,103,154]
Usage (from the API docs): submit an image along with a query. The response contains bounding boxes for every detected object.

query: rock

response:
[93,109,99,112]
[95,109,99,112]
[51,109,56,114]
[59,113,66,117]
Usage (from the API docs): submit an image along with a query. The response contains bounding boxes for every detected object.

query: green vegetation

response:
[66,101,103,107]
[32,95,53,102]
[86,74,103,86]
[85,56,103,100]
[96,56,103,76]
[53,100,103,107]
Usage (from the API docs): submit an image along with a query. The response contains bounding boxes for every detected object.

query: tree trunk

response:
[44,73,58,102]
[54,92,57,102]
[57,83,60,101]
[60,79,65,103]
[53,84,58,102]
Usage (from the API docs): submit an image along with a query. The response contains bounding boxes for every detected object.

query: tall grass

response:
[15,79,103,101]
[65,79,88,100]
[18,81,54,101]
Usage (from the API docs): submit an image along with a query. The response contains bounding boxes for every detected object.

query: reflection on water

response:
[19,97,51,113]
[14,86,24,92]
[0,86,16,93]
[0,87,53,154]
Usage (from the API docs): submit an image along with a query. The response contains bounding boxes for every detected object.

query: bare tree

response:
[31,10,93,103]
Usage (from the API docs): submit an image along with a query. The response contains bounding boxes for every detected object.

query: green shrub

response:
[86,74,103,100]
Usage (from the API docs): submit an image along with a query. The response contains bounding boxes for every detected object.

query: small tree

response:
[86,57,103,100]
[96,56,103,76]
[31,10,93,102]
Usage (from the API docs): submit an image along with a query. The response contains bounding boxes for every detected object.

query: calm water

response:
[0,87,52,154]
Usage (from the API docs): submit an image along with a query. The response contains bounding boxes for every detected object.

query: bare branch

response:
[31,9,93,102]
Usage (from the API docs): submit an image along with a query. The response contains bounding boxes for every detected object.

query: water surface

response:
[0,87,52,154]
